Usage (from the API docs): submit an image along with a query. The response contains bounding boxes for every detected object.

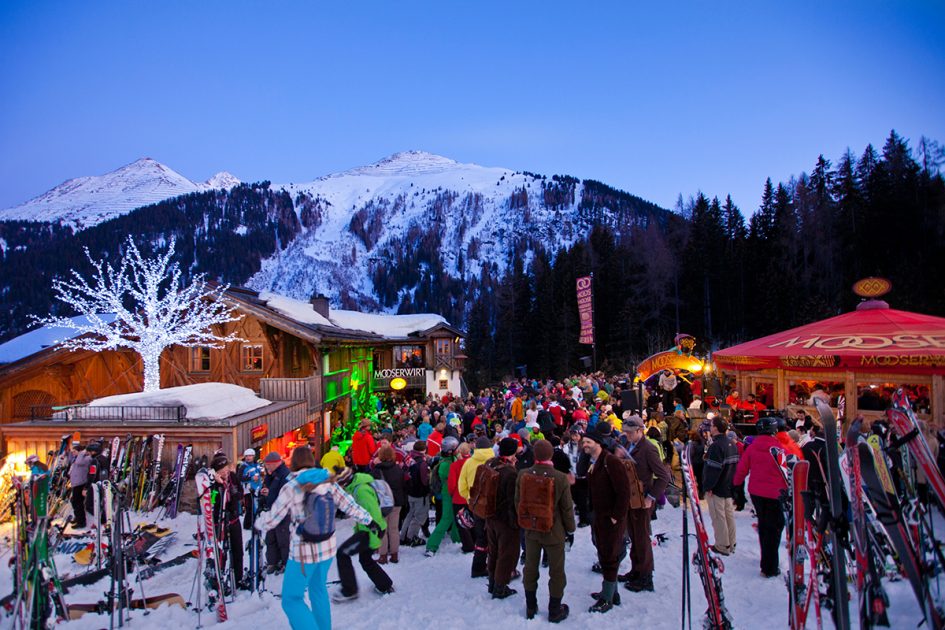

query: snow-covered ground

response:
[1,497,934,629]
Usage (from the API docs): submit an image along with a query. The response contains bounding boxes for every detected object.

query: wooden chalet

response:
[0,287,465,465]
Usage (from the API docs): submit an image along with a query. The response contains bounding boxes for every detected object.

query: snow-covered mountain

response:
[0,150,666,340]
[245,151,573,305]
[247,150,661,311]
[0,158,240,228]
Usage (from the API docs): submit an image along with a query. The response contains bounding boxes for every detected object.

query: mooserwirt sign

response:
[373,367,426,390]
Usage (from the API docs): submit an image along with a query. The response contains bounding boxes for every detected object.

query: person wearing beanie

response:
[261,451,291,573]
[621,416,671,592]
[210,452,246,588]
[515,439,575,622]
[581,426,630,612]
[399,440,431,547]
[459,436,497,578]
[703,417,740,556]
[334,465,395,600]
[484,437,522,599]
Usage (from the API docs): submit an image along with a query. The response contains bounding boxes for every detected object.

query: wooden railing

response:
[260,375,323,412]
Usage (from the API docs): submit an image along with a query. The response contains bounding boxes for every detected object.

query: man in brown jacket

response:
[620,416,671,592]
[486,438,522,599]
[515,439,575,623]
[583,426,631,613]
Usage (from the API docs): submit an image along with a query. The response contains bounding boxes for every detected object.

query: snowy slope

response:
[248,151,590,306]
[5,495,930,629]
[0,159,240,228]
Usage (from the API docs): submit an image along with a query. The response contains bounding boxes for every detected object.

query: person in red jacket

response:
[732,417,787,578]
[448,442,472,507]
[350,418,377,473]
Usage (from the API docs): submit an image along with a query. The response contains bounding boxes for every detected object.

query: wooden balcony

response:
[260,375,323,412]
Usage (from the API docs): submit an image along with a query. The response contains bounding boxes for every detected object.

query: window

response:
[788,380,844,407]
[326,348,351,374]
[393,345,424,368]
[241,344,264,372]
[855,382,929,414]
[439,379,449,390]
[190,347,211,372]
[435,338,452,356]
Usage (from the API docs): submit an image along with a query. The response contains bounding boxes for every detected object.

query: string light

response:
[34,237,244,392]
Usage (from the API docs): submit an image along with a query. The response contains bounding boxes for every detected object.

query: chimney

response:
[310,294,330,318]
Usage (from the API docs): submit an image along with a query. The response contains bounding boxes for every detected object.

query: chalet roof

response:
[0,314,118,366]
[222,287,384,344]
[225,287,462,342]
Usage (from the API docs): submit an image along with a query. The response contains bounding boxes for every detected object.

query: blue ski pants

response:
[282,558,332,630]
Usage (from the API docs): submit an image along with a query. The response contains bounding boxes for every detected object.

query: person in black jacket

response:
[372,446,406,563]
[211,453,245,587]
[260,451,290,573]
[702,417,740,555]
[485,438,521,600]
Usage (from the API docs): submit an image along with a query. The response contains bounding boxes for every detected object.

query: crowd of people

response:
[45,372,945,630]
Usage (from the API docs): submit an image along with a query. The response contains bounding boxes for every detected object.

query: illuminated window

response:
[393,345,424,368]
[241,344,264,372]
[435,338,451,355]
[190,347,211,372]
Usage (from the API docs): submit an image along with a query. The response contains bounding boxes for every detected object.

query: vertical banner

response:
[576,275,594,345]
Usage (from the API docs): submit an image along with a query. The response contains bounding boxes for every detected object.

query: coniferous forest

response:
[1,131,943,391]
[461,131,945,388]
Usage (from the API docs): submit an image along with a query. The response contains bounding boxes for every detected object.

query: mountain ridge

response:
[0,158,242,228]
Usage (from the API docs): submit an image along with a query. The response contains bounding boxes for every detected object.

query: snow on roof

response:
[258,291,333,326]
[328,310,446,338]
[86,383,271,421]
[257,290,447,338]
[0,314,118,365]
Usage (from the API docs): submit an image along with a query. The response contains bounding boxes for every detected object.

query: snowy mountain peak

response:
[339,151,466,177]
[203,171,241,190]
[0,159,245,228]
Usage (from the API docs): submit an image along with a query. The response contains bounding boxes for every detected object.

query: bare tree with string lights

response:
[35,237,243,392]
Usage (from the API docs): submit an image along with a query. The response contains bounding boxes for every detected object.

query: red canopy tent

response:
[713,300,945,426]
[715,300,945,374]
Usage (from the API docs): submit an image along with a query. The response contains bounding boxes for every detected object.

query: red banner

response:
[576,276,594,345]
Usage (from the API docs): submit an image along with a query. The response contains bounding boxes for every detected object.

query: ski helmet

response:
[440,436,460,455]
[87,441,103,454]
[756,417,779,436]
[243,448,256,458]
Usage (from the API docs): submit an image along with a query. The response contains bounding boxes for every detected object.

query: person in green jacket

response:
[425,437,464,555]
[331,469,394,601]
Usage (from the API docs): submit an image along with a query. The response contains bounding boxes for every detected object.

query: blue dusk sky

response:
[1,1,943,213]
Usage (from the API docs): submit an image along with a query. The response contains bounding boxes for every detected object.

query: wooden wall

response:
[0,350,141,426]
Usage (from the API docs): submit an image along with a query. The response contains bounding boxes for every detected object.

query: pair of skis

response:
[195,467,228,623]
[770,447,825,630]
[680,442,734,629]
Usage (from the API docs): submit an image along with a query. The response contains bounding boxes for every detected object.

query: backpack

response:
[429,459,443,497]
[517,469,555,533]
[469,461,501,519]
[297,487,336,543]
[404,455,429,495]
[369,478,395,516]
